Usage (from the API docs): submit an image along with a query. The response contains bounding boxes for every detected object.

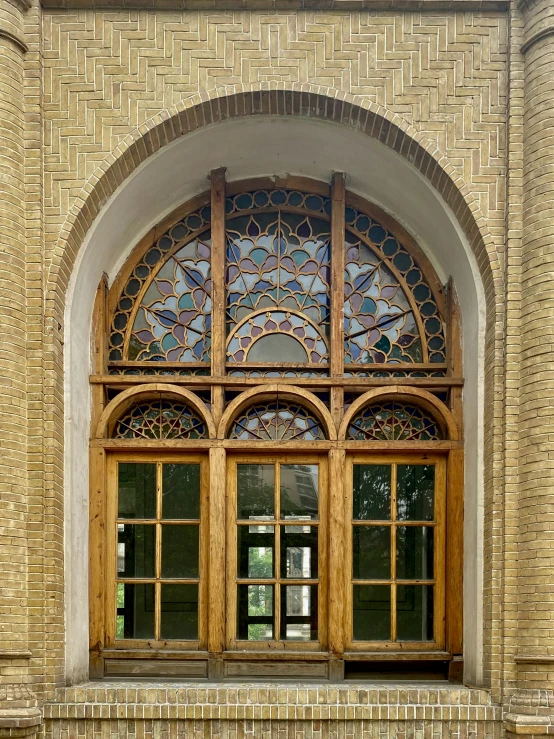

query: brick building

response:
[0,0,553,735]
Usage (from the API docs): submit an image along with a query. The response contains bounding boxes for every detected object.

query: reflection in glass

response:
[118,463,156,519]
[238,526,274,578]
[116,583,155,639]
[162,464,200,519]
[281,585,317,641]
[352,526,390,580]
[160,584,198,640]
[397,465,435,521]
[353,465,391,520]
[238,585,274,640]
[280,465,318,519]
[237,465,275,519]
[397,585,434,641]
[117,524,155,578]
[281,527,318,578]
[353,585,390,641]
[161,524,199,578]
[396,527,434,580]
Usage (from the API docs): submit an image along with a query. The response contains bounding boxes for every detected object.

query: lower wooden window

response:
[226,457,327,650]
[106,454,208,649]
[346,454,446,651]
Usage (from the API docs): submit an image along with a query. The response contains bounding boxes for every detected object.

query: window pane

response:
[237,525,274,578]
[237,585,274,641]
[353,585,390,641]
[237,465,275,519]
[352,526,391,580]
[117,524,155,578]
[397,465,435,521]
[397,585,434,641]
[162,464,200,519]
[116,583,155,639]
[160,584,198,640]
[118,463,156,519]
[281,585,318,641]
[353,465,391,520]
[280,465,318,519]
[281,526,318,578]
[396,527,434,580]
[161,525,199,578]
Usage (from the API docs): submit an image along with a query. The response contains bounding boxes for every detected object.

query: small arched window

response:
[91,175,462,682]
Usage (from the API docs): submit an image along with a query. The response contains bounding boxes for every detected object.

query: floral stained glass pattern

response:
[109,205,211,361]
[226,210,331,364]
[347,401,443,441]
[344,207,445,366]
[229,400,325,441]
[113,398,207,439]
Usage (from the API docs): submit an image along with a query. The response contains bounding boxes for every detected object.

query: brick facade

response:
[0,0,553,736]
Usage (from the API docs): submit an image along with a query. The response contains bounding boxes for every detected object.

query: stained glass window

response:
[344,207,445,366]
[228,400,325,441]
[226,209,330,365]
[347,401,443,441]
[113,398,207,439]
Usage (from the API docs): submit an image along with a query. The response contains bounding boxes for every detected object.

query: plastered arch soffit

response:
[338,386,459,442]
[218,385,337,441]
[95,383,217,439]
[47,83,502,319]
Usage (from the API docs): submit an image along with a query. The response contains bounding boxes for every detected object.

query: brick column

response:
[507,0,554,733]
[0,1,40,736]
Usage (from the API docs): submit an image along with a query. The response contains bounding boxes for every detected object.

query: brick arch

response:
[46,82,502,314]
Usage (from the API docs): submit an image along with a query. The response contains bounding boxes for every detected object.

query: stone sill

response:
[40,0,510,10]
[44,682,502,723]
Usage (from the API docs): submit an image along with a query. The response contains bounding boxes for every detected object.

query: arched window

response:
[90,175,462,682]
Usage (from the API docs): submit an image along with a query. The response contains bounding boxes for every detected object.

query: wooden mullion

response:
[328,448,345,656]
[209,446,227,653]
[91,275,109,435]
[330,172,346,431]
[275,463,281,641]
[390,463,397,642]
[210,167,227,429]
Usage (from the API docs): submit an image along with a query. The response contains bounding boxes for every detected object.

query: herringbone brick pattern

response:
[41,10,507,257]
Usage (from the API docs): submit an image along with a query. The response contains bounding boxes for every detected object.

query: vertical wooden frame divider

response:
[88,172,464,680]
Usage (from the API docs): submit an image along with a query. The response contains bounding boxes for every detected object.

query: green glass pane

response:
[237,525,274,578]
[117,524,155,578]
[352,585,390,641]
[160,584,198,640]
[237,584,274,641]
[397,585,434,641]
[397,465,435,521]
[353,465,391,520]
[161,525,199,578]
[162,464,200,520]
[281,585,318,641]
[237,464,275,519]
[118,463,156,519]
[116,583,155,639]
[396,527,434,580]
[281,526,318,578]
[352,526,390,580]
[280,465,318,519]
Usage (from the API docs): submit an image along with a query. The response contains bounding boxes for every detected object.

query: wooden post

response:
[328,447,346,657]
[208,446,226,658]
[330,173,346,431]
[89,447,107,678]
[446,447,464,656]
[209,168,227,429]
[91,275,109,433]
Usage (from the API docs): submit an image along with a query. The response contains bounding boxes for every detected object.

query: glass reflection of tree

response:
[353,465,391,520]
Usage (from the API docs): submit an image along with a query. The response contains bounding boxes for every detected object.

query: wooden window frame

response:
[89,172,464,680]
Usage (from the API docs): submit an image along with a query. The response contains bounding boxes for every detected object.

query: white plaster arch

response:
[65,114,486,685]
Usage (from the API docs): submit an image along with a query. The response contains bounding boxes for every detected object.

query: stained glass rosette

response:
[347,401,443,441]
[114,399,207,440]
[228,400,325,441]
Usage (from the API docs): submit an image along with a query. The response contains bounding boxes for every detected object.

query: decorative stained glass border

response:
[226,189,331,218]
[345,206,446,366]
[108,203,211,362]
